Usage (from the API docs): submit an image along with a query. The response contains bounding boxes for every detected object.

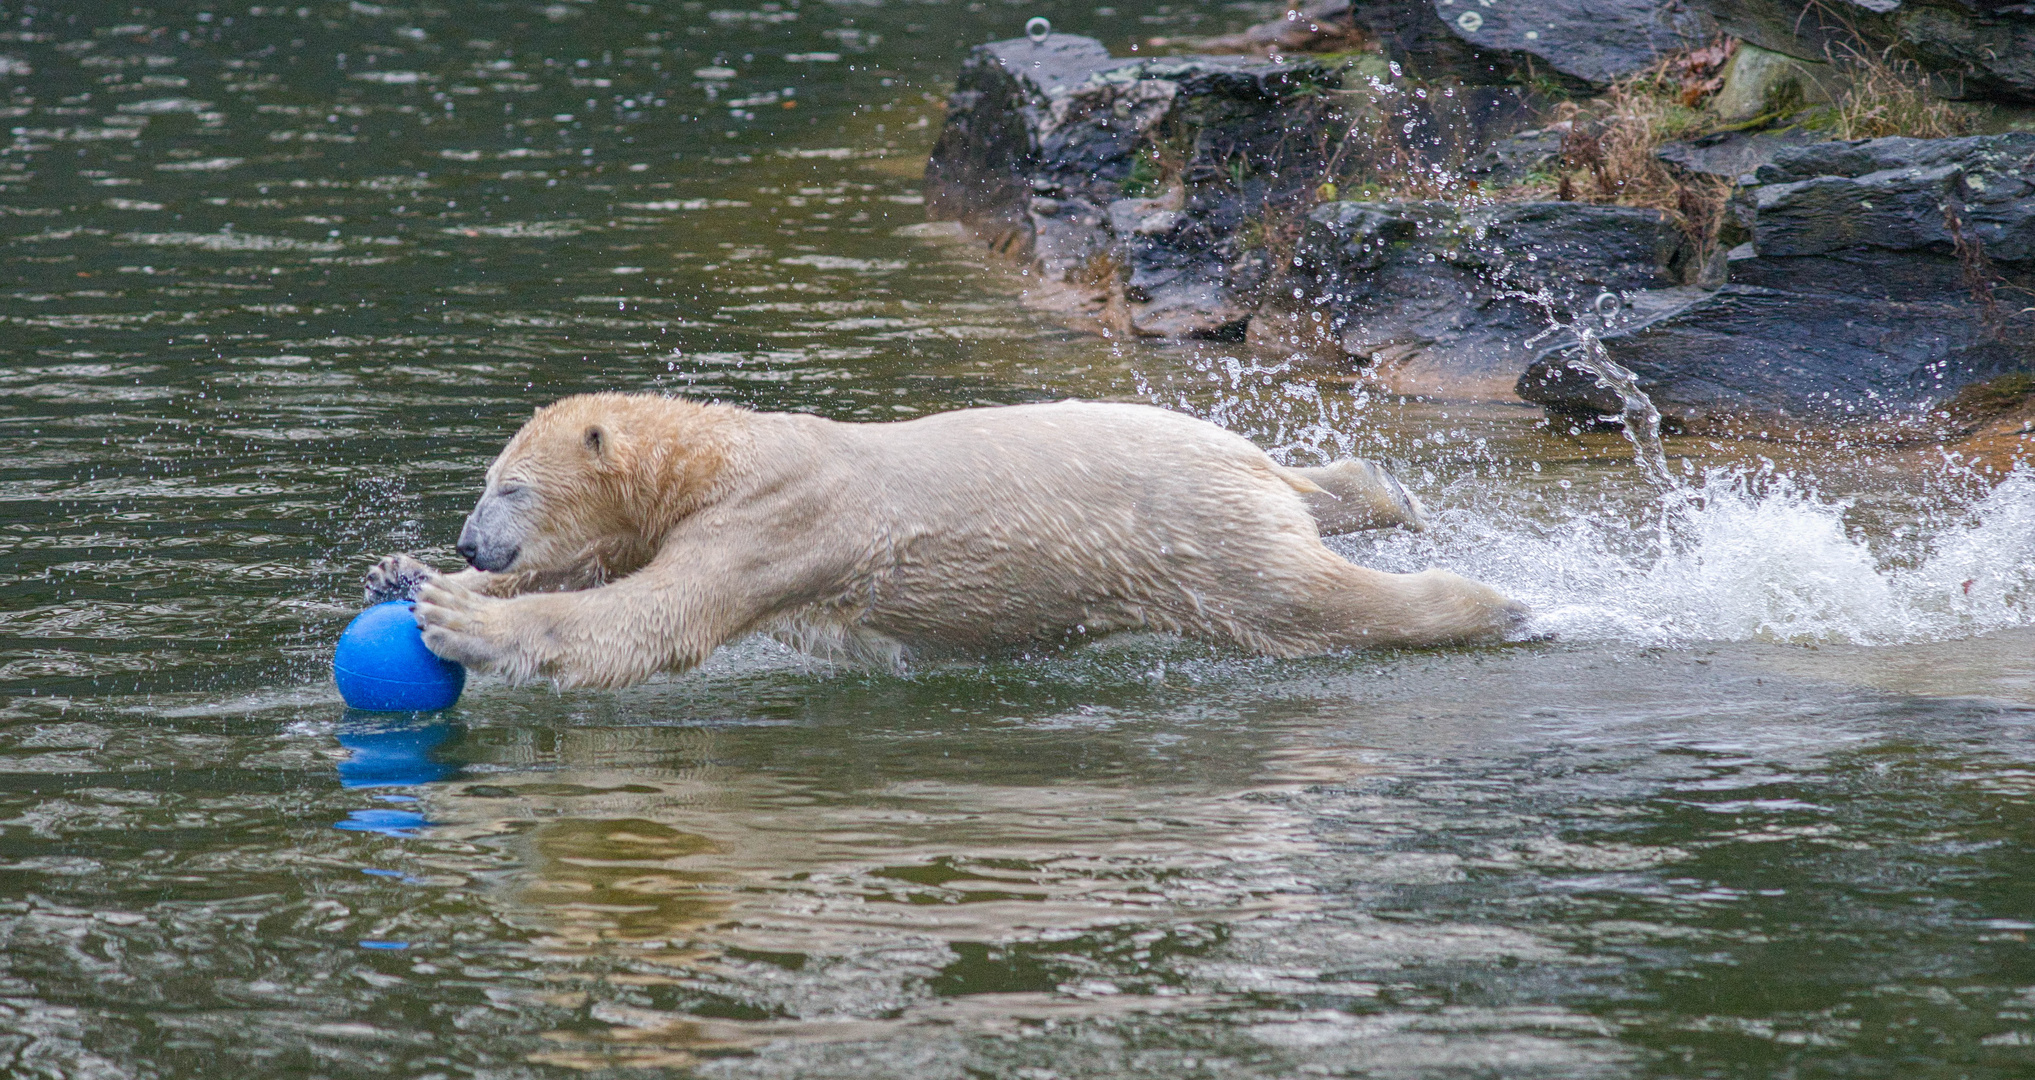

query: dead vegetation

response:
[1136,15,1987,296]
[1825,44,1969,140]
[1489,48,1741,262]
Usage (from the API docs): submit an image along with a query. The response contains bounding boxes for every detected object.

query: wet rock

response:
[923,34,1125,245]
[1656,128,1826,181]
[1520,133,2035,426]
[923,33,1343,338]
[1439,0,1718,86]
[1179,0,1598,91]
[1186,0,1370,55]
[1524,280,2032,425]
[1693,0,2035,104]
[1704,43,1843,120]
[1457,202,1695,290]
[1271,199,1697,395]
[1743,134,2035,260]
[1300,201,1420,272]
[1465,128,1565,186]
[1340,2,1523,84]
[1749,132,2035,184]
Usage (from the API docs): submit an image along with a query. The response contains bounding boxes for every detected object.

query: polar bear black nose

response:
[456,538,479,563]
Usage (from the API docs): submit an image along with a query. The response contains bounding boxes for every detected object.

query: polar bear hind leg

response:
[1281,459,1427,535]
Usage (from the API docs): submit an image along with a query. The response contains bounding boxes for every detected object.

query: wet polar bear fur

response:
[367,393,1525,688]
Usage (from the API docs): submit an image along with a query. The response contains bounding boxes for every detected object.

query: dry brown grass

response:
[1241,32,1968,283]
[1499,55,1738,262]
[1521,36,1965,261]
[1826,44,1969,140]
[1294,48,1740,265]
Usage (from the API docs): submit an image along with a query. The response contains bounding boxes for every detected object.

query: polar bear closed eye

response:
[365,393,1524,688]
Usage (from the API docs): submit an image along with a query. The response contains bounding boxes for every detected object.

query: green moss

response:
[1509,70,1576,100]
[1313,50,1391,83]
[1121,145,1164,198]
[1657,104,1712,139]
[1953,371,2035,415]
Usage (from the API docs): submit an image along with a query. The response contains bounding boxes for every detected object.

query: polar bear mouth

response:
[456,534,519,573]
[465,546,517,573]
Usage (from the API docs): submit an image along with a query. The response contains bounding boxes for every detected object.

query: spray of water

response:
[1524,292,1671,487]
[1342,466,2035,646]
[1141,328,2035,648]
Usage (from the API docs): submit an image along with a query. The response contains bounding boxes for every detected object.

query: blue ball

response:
[333,601,465,712]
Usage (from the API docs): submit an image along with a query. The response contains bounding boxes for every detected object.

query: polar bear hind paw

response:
[1288,458,1428,535]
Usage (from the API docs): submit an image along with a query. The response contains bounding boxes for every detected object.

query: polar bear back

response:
[767,401,1346,655]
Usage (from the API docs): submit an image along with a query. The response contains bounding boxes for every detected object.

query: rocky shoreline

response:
[922,2,2035,437]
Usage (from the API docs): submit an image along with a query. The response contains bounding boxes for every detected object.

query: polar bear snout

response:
[457,495,524,572]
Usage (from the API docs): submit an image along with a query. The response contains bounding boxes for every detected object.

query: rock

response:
[1193,0,1594,91]
[1465,127,1565,186]
[1523,280,2031,425]
[1745,134,2035,260]
[1299,201,1420,272]
[1704,43,1843,120]
[1340,1,1547,86]
[924,34,1344,338]
[1748,132,2035,184]
[1520,133,2035,426]
[1656,128,1827,181]
[1454,202,1696,291]
[924,34,1120,245]
[1439,0,1718,86]
[1692,0,2035,104]
[1272,199,1698,396]
[1187,0,1369,55]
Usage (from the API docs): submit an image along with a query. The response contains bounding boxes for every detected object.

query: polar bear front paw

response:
[365,553,441,604]
[414,579,510,673]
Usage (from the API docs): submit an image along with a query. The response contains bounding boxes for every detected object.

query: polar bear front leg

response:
[413,574,750,689]
[365,554,446,603]
[366,553,598,604]
[412,576,520,674]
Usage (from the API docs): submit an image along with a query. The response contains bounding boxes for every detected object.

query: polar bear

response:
[364,394,1523,688]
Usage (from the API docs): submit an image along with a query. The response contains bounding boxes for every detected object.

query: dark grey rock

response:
[1277,200,1698,392]
[1692,0,2035,104]
[1746,134,2035,260]
[1438,0,1718,86]
[1465,128,1565,186]
[1523,280,2032,423]
[1346,1,1557,87]
[927,34,2035,428]
[1751,132,2035,182]
[1657,129,1827,181]
[923,35,1120,243]
[1520,132,2035,425]
[1329,0,1683,91]
[1454,202,1695,292]
[923,34,1342,337]
[1189,0,1370,55]
[1300,201,1421,272]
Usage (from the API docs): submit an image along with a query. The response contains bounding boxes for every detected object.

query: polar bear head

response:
[455,393,730,580]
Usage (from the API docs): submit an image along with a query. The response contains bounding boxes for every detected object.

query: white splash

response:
[1339,466,2035,647]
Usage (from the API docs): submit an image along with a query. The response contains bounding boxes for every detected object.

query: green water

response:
[3,2,2035,1077]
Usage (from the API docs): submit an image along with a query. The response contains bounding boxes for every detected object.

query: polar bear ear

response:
[583,425,606,456]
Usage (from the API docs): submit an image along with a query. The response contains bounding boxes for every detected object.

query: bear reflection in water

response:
[365,394,1525,688]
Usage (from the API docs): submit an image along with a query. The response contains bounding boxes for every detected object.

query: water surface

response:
[3,3,2034,1077]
